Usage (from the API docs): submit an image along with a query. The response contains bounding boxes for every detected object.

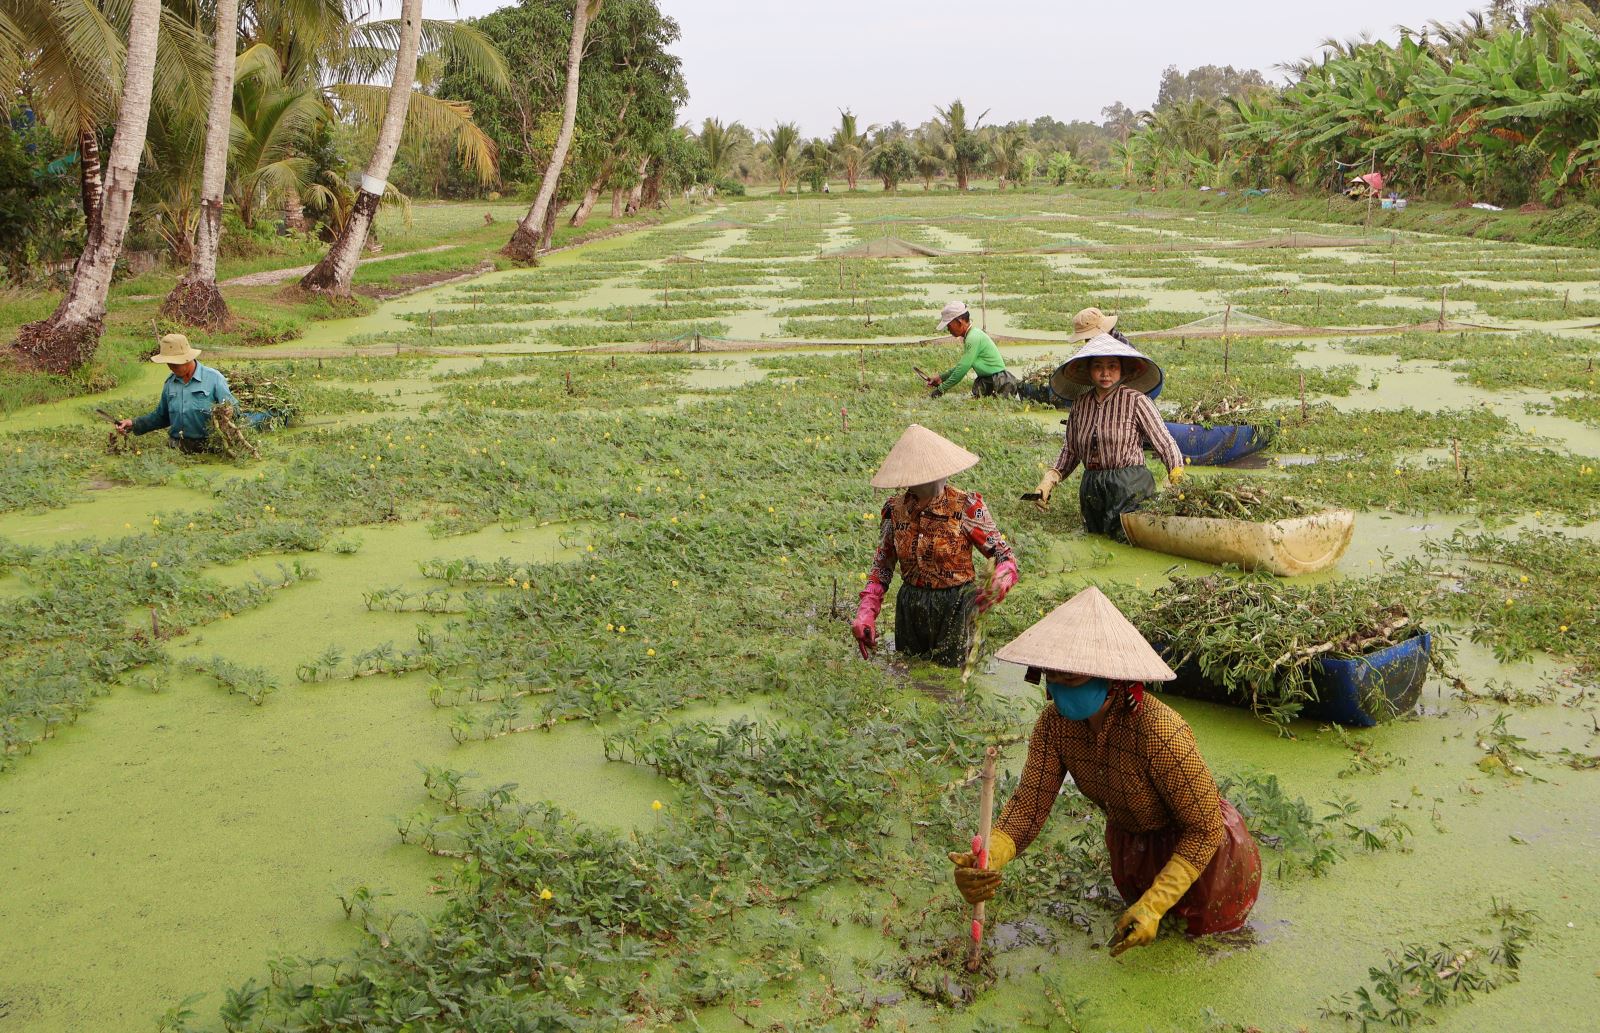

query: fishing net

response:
[1132,309,1510,340]
[662,253,705,265]
[821,236,952,259]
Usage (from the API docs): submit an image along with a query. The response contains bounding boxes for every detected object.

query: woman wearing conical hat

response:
[1031,334,1185,543]
[852,425,1019,668]
[949,587,1261,955]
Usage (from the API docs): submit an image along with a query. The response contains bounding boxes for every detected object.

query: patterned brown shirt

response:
[995,692,1226,872]
[867,486,1016,591]
[1053,384,1184,478]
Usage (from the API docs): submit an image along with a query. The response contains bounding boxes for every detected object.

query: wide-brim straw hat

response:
[995,586,1176,683]
[870,424,979,489]
[151,333,201,364]
[1069,307,1118,342]
[1050,333,1164,402]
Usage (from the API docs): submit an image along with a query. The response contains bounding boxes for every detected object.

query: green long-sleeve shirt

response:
[938,328,1006,393]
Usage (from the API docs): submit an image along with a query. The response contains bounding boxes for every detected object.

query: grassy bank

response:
[0,201,685,414]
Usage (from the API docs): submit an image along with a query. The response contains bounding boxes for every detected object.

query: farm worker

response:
[1032,334,1184,542]
[852,424,1019,667]
[115,334,241,453]
[928,301,1021,399]
[949,586,1261,955]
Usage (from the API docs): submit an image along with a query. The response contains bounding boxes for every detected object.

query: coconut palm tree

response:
[11,0,163,373]
[989,125,1029,189]
[831,109,871,191]
[504,0,604,262]
[698,117,748,180]
[763,121,800,193]
[162,0,241,325]
[932,99,988,190]
[299,0,429,293]
[914,132,943,190]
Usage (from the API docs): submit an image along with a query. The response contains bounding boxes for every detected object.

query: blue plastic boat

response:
[1164,421,1274,466]
[1160,631,1432,727]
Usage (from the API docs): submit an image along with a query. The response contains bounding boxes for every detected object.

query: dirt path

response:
[219,244,460,288]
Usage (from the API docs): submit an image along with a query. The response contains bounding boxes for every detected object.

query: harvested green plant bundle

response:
[1110,573,1448,726]
[1166,393,1270,427]
[220,366,301,429]
[1138,476,1324,522]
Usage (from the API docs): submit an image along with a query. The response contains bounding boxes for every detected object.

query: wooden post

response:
[150,607,160,641]
[839,257,845,292]
[966,745,999,973]
[1564,289,1571,315]
[1438,286,1447,330]
[1222,304,1232,374]
[840,406,848,434]
[1453,437,1463,479]
[1299,372,1307,422]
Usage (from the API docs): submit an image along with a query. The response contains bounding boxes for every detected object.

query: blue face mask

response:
[1047,678,1111,720]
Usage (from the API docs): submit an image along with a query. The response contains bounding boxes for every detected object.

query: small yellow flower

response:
[670,516,678,524]
[698,493,707,501]
[651,800,663,811]
[779,556,789,564]
[123,522,132,529]
[539,888,553,901]
[618,625,626,633]
[1519,575,1529,583]
[1559,625,1569,633]
[586,544,594,552]
[151,518,160,527]
[767,506,775,513]
[647,648,656,656]
[607,623,615,631]
[671,579,679,587]
[150,561,159,569]
[506,575,518,586]
[1505,597,1514,607]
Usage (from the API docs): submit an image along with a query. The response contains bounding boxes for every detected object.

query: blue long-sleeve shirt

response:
[130,363,237,441]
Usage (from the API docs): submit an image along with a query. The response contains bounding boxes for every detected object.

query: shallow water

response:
[5,192,1600,1032]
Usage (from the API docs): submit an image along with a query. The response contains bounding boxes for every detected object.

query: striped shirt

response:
[1053,385,1183,477]
[995,693,1226,872]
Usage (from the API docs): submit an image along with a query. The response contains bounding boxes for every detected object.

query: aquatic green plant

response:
[1137,477,1325,521]
[1112,573,1450,729]
[183,655,278,706]
[1320,902,1536,1030]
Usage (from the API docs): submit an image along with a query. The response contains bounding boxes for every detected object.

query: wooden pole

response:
[1299,372,1307,422]
[966,745,999,973]
[1439,286,1447,330]
[1222,304,1232,374]
[1453,437,1462,479]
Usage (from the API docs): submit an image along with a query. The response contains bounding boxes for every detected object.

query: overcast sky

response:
[430,0,1476,135]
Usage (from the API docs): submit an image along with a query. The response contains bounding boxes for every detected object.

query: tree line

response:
[2,0,691,373]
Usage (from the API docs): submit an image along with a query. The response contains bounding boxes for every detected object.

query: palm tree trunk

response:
[76,129,103,246]
[300,0,424,295]
[163,0,240,326]
[12,0,162,373]
[505,0,599,261]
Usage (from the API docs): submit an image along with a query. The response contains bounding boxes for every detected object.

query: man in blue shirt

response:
[116,334,239,452]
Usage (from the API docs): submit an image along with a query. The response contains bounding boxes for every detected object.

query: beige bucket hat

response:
[870,424,979,489]
[1049,333,1164,401]
[936,300,970,333]
[995,586,1177,683]
[1069,307,1118,342]
[151,333,201,364]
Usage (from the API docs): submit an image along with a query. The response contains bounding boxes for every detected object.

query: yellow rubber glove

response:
[948,829,1017,906]
[1034,470,1062,513]
[1110,853,1200,957]
[1168,462,1187,484]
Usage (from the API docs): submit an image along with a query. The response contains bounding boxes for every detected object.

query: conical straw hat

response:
[1050,333,1164,402]
[994,586,1176,682]
[870,424,979,489]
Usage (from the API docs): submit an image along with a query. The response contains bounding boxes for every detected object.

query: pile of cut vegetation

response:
[1139,476,1322,522]
[1113,573,1448,726]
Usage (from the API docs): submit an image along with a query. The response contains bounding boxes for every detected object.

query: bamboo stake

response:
[1438,286,1448,330]
[966,745,998,973]
[1453,437,1463,480]
[1299,372,1307,422]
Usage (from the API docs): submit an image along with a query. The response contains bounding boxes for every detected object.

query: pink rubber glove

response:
[853,581,885,659]
[975,558,1018,613]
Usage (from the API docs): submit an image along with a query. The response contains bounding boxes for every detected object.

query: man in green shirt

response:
[929,301,1021,399]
